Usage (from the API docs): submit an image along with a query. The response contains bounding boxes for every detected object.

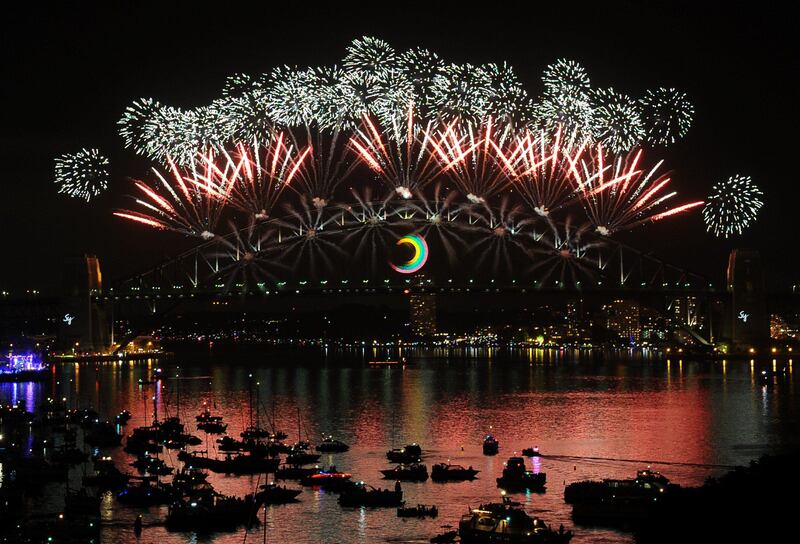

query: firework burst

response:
[572,145,703,234]
[114,154,229,239]
[349,106,440,198]
[195,135,311,221]
[54,148,110,202]
[431,63,493,122]
[428,118,514,204]
[702,174,763,237]
[542,59,592,97]
[640,88,694,146]
[397,47,446,117]
[343,36,400,79]
[491,127,588,216]
[591,88,645,154]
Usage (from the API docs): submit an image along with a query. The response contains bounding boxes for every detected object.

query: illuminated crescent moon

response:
[390,234,428,274]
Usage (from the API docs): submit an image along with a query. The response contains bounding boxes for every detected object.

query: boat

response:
[116,477,177,506]
[138,367,163,385]
[431,463,479,482]
[387,443,423,463]
[217,435,245,451]
[380,463,429,481]
[82,456,130,489]
[177,450,280,475]
[300,467,353,490]
[483,434,500,455]
[254,482,302,505]
[240,425,271,440]
[316,436,350,452]
[0,353,49,382]
[275,464,319,480]
[459,497,573,543]
[165,493,258,532]
[171,466,209,491]
[430,529,458,543]
[196,405,224,424]
[496,457,546,492]
[368,360,401,366]
[131,454,173,476]
[398,504,438,518]
[198,420,228,433]
[564,469,676,525]
[522,446,541,457]
[286,449,322,465]
[338,481,404,507]
[114,410,132,425]
[564,469,673,504]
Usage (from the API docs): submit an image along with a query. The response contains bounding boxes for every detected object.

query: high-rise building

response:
[604,299,640,343]
[409,293,436,337]
[727,249,769,347]
[61,254,110,351]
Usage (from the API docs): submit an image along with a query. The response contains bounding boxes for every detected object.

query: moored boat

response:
[254,482,302,505]
[483,434,500,455]
[380,463,429,481]
[431,463,479,482]
[459,497,573,543]
[338,481,404,507]
[300,467,353,490]
[387,443,423,463]
[316,436,350,452]
[496,457,546,492]
[398,504,438,517]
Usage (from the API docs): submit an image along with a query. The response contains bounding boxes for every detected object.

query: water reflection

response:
[2,349,799,544]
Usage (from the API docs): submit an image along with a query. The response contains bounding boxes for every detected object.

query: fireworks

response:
[640,88,694,146]
[105,38,713,287]
[200,136,311,220]
[590,88,645,154]
[54,148,110,202]
[264,66,318,127]
[343,36,399,79]
[113,154,229,238]
[215,73,274,142]
[542,59,592,97]
[349,106,439,197]
[571,145,704,234]
[431,63,494,122]
[428,118,513,203]
[702,175,763,237]
[492,128,588,216]
[397,47,446,116]
[483,62,533,124]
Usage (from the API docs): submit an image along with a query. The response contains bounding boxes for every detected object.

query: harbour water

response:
[2,347,797,543]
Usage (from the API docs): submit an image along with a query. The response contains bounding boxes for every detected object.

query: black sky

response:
[1,1,796,292]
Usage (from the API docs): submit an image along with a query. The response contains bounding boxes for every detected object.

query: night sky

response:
[1,2,796,293]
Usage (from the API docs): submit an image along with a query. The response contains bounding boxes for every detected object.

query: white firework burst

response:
[591,88,645,153]
[342,36,399,79]
[264,66,318,127]
[54,148,110,202]
[640,87,694,146]
[542,59,592,97]
[431,63,493,121]
[702,174,763,238]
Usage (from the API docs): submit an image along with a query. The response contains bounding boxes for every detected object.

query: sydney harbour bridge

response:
[93,196,733,349]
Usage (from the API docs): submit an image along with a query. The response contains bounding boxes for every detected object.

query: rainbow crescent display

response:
[390,234,429,274]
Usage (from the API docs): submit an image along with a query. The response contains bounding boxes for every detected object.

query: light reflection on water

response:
[2,347,798,544]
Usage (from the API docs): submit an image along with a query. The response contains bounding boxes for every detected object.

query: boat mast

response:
[248,375,254,429]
